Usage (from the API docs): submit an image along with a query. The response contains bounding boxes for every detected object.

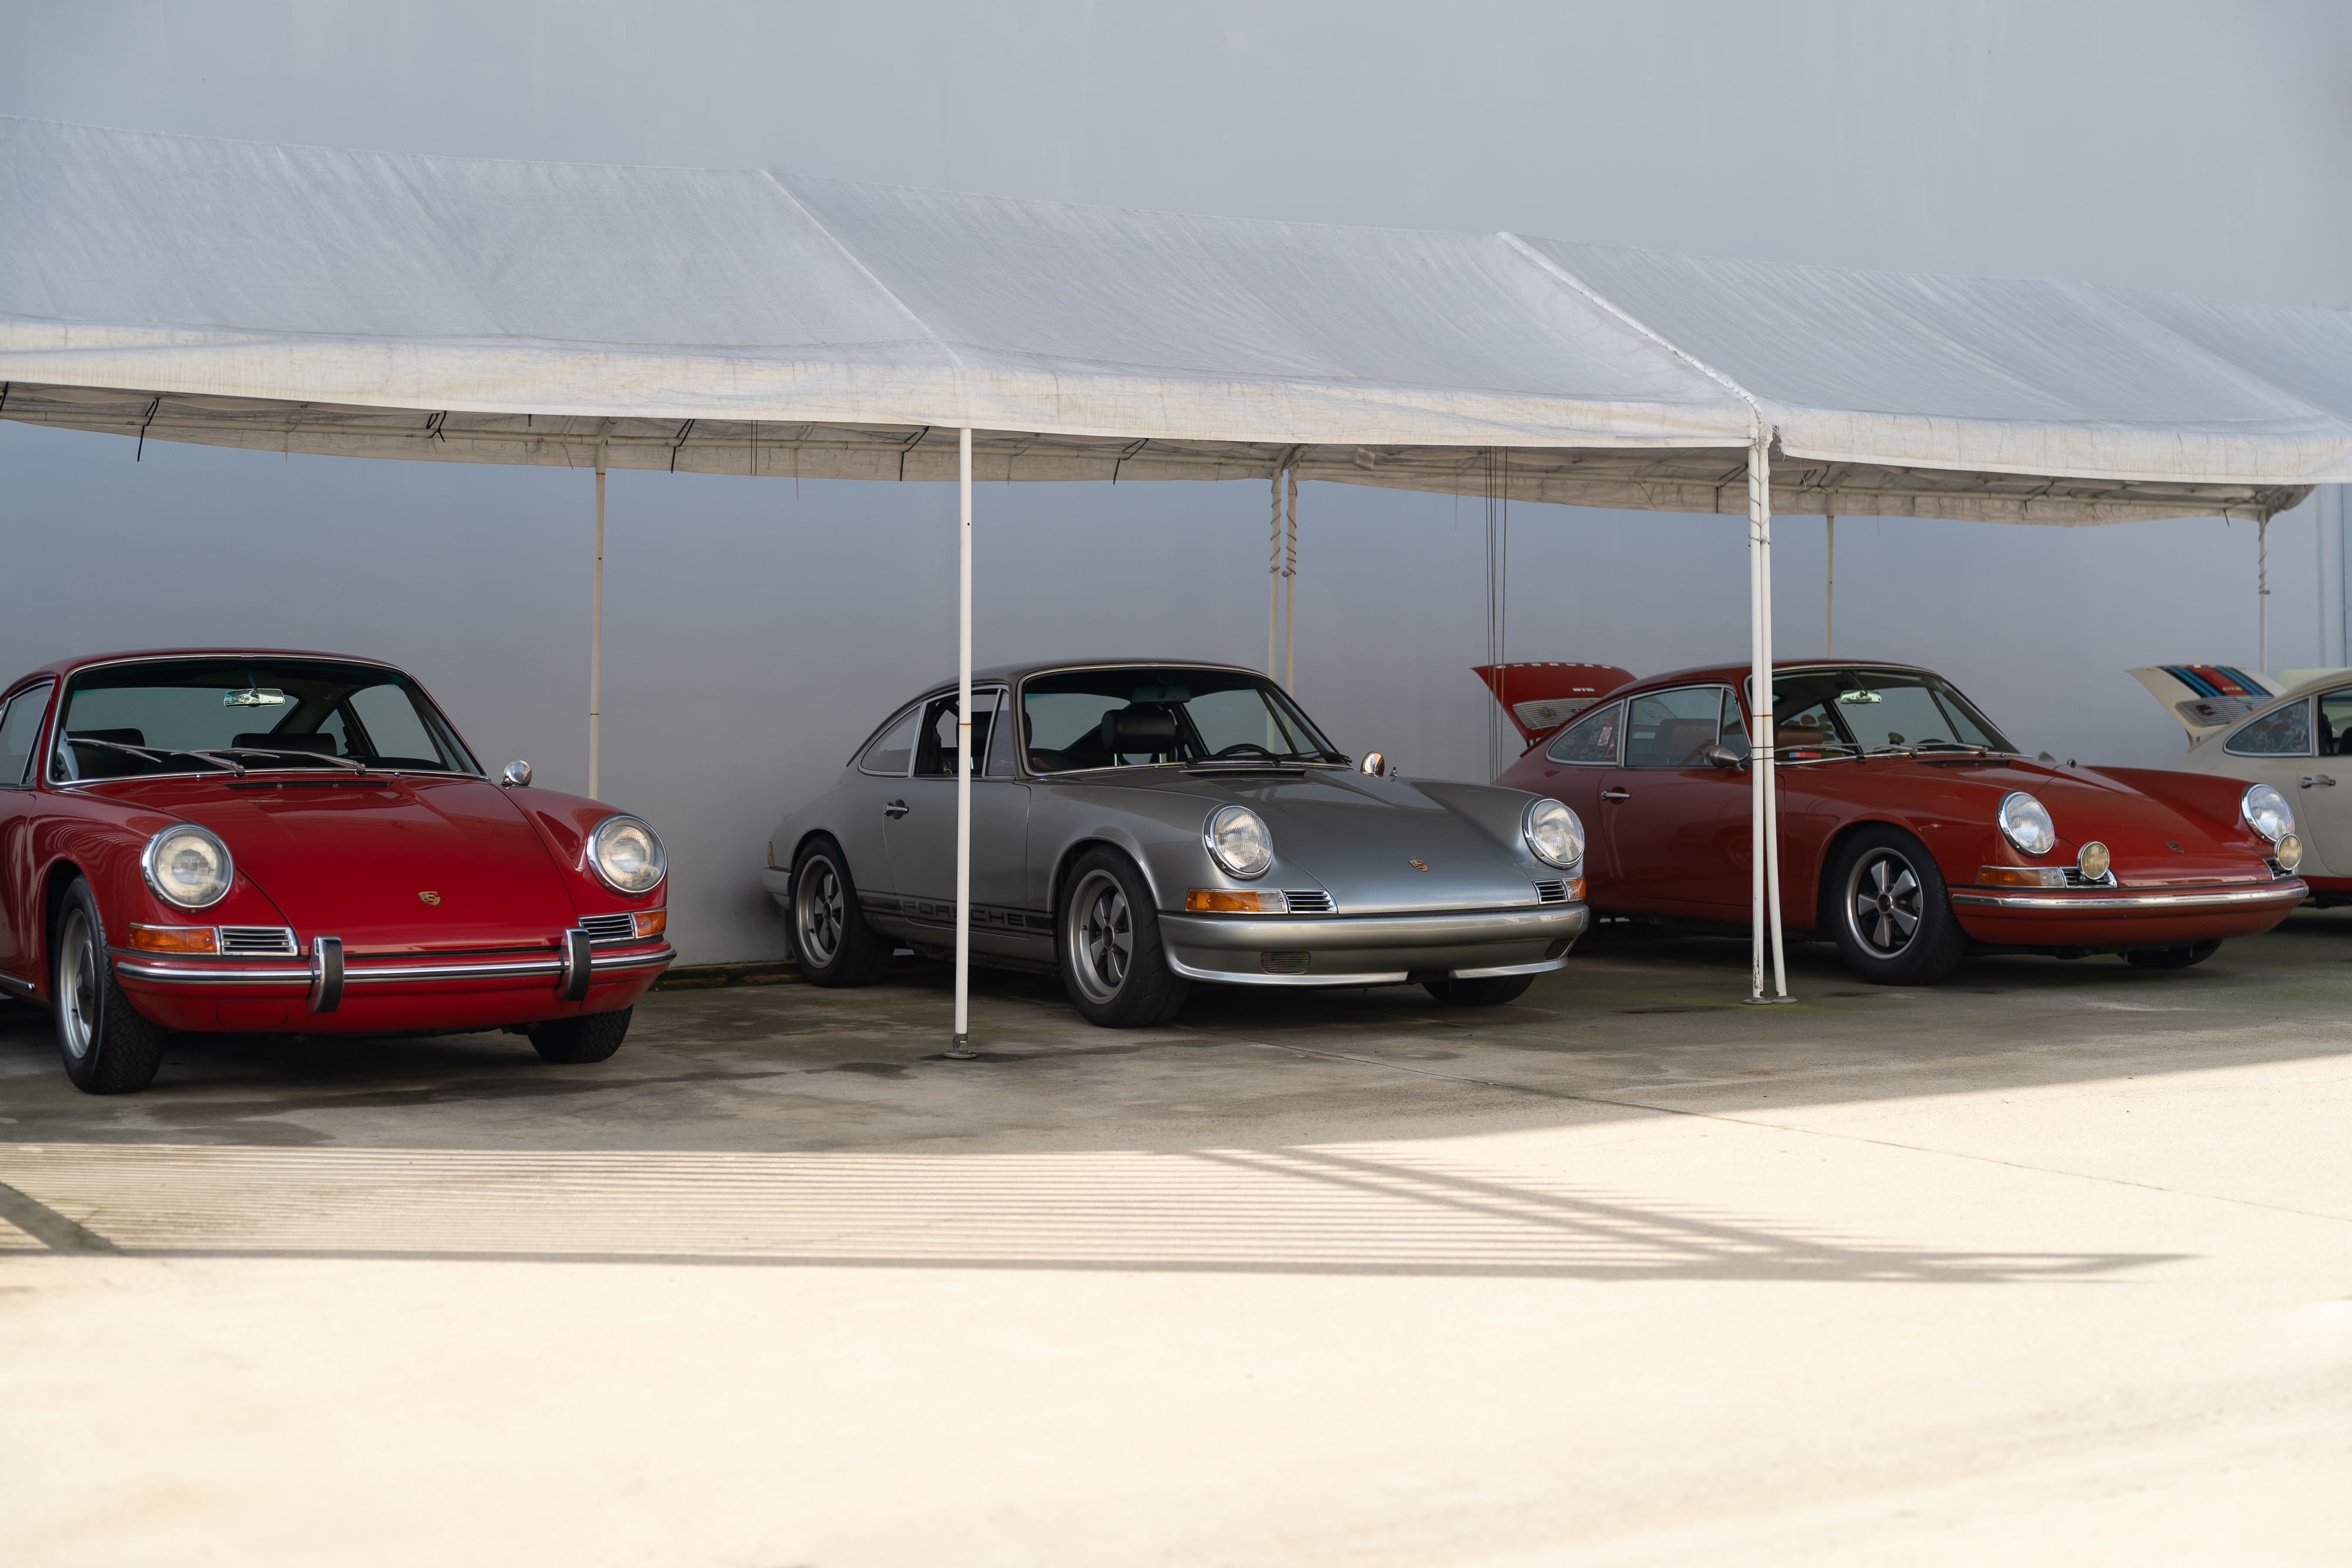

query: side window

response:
[1718,689,1752,762]
[2226,700,2313,757]
[1545,700,1622,765]
[984,689,1017,777]
[858,706,922,777]
[2318,690,2352,758]
[913,690,1004,779]
[0,682,53,787]
[1623,687,1723,768]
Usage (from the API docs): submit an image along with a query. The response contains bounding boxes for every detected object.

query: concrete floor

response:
[4,914,2350,1566]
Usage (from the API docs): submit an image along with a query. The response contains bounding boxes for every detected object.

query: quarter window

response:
[858,706,922,777]
[914,689,1006,779]
[2226,700,2313,757]
[1545,700,1622,765]
[0,682,52,787]
[1623,687,1725,768]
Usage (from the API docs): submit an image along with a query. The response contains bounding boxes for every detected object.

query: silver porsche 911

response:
[761,660,1591,1026]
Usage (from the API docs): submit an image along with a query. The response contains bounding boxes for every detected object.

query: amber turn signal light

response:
[633,909,668,938]
[1565,878,1588,902]
[127,923,219,953]
[1976,865,2066,888]
[1185,888,1284,913]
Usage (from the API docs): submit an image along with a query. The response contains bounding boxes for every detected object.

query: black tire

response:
[52,878,168,1094]
[2126,941,2222,971]
[1057,848,1190,1027]
[1422,974,1536,1007]
[1826,826,1968,985]
[527,1007,633,1064]
[790,835,891,987]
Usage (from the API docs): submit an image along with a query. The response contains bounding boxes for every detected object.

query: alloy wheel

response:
[1066,868,1133,1004]
[1846,848,1923,957]
[58,908,97,1061]
[796,858,846,968]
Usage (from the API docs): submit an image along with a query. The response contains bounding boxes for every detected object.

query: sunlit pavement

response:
[4,914,2350,1566]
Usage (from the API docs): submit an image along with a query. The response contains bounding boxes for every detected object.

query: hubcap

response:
[1846,850,1923,957]
[796,858,846,967]
[58,908,97,1061]
[1066,869,1133,1003]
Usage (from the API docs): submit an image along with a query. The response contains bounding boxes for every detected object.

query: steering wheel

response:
[1209,741,1279,760]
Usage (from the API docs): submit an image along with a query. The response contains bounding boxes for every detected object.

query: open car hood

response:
[2126,665,2281,741]
[1473,663,1636,744]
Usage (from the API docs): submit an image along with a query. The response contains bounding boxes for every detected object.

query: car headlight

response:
[1523,797,1585,870]
[1204,804,1273,879]
[1997,791,2056,857]
[589,814,667,894]
[2241,783,2294,844]
[143,824,234,910]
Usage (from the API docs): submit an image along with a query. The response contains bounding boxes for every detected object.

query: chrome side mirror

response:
[1359,751,1387,777]
[501,760,533,788]
[1701,743,1746,771]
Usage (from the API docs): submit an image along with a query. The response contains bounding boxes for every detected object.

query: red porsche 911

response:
[0,651,673,1092]
[1488,660,2307,984]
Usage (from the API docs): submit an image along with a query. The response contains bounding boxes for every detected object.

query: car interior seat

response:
[64,728,149,778]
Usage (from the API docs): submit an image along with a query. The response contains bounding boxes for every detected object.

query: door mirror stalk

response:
[1702,743,1748,770]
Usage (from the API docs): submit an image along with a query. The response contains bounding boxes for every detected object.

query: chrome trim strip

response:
[1162,952,1412,987]
[0,969,36,994]
[115,960,311,982]
[1450,954,1575,979]
[1951,883,2307,912]
[115,944,675,986]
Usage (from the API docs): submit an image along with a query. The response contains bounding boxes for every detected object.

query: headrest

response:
[233,732,338,754]
[1100,707,1179,751]
[68,728,146,747]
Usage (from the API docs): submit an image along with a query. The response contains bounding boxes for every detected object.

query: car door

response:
[0,680,56,988]
[1521,698,1621,887]
[840,700,924,932]
[2220,697,2322,870]
[883,688,1035,955]
[2294,688,2352,876]
[1603,684,1751,916]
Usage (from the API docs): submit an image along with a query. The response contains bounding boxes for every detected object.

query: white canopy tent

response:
[6,116,2352,1035]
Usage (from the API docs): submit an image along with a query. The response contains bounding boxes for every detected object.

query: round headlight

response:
[2077,840,2110,882]
[589,814,667,894]
[2276,833,2304,871]
[1205,805,1273,879]
[1524,797,1585,870]
[143,824,233,910]
[1997,791,2057,857]
[2241,783,2294,844]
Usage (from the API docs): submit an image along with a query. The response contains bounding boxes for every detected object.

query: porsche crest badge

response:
[417,891,443,906]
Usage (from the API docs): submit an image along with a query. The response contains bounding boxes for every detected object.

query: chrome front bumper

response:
[1158,901,1590,987]
[113,943,675,989]
[1949,880,2307,913]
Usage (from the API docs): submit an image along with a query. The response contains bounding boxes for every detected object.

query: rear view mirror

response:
[1359,751,1387,777]
[1702,743,1746,770]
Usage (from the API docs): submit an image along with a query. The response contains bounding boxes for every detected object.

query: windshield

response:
[1020,667,1342,771]
[51,658,480,781]
[1770,667,2015,754]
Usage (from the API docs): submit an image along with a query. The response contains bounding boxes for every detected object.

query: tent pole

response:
[1760,456,1788,999]
[947,426,975,1059]
[1824,512,1835,656]
[1269,467,1282,678]
[590,444,605,799]
[2259,517,2271,677]
[1284,467,1298,693]
[1745,436,1789,1003]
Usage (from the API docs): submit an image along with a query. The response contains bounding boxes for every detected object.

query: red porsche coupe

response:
[1489,660,2308,983]
[0,651,673,1092]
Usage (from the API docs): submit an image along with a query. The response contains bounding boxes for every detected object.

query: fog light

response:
[126,923,218,953]
[2276,833,2304,872]
[2077,841,2110,882]
[633,909,668,938]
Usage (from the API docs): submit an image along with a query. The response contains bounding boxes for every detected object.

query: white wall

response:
[2,1,2347,960]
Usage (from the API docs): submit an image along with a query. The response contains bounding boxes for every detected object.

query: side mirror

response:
[1359,751,1387,777]
[501,760,533,788]
[1701,743,1746,770]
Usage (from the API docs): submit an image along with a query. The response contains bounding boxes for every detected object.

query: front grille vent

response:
[1281,889,1335,914]
[218,926,298,957]
[577,912,639,943]
[2063,869,2117,888]
[1534,880,1572,904]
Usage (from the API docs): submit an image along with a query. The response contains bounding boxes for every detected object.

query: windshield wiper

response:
[66,737,249,777]
[212,746,369,773]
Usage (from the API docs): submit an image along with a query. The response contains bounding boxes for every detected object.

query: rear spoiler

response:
[1474,662,1636,744]
[2126,664,2283,741]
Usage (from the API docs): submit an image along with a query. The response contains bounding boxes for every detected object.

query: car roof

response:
[1605,658,1938,698]
[5,648,407,694]
[921,657,1275,694]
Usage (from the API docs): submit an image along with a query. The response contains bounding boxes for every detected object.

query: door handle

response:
[1601,787,1632,803]
[2300,775,2336,788]
[884,798,909,818]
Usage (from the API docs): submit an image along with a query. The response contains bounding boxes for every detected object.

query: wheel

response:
[790,835,891,987]
[1058,848,1190,1027]
[1826,827,1967,985]
[1422,974,1535,1006]
[2125,941,2222,970]
[52,878,167,1094]
[527,1007,633,1063]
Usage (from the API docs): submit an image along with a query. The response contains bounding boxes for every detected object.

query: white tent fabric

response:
[4,116,2350,522]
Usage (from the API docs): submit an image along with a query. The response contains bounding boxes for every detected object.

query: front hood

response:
[1892,757,2271,883]
[118,774,581,951]
[1150,769,1539,911]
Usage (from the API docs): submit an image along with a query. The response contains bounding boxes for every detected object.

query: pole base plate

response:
[941,1032,979,1060]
